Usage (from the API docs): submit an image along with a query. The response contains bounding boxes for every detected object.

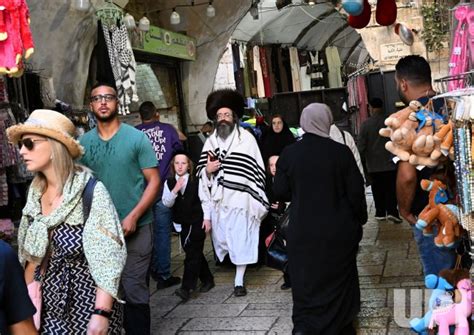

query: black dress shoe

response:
[234,285,247,297]
[199,280,215,293]
[174,288,190,302]
[156,276,181,290]
[280,282,291,290]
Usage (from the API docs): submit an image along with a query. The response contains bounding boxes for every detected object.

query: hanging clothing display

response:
[298,50,311,91]
[265,46,278,95]
[252,46,265,98]
[101,21,138,115]
[289,47,301,92]
[259,47,272,97]
[247,47,258,97]
[0,0,35,77]
[232,43,244,96]
[448,4,472,91]
[325,46,342,88]
[241,44,251,98]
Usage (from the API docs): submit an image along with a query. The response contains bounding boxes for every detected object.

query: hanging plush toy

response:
[410,273,454,334]
[415,179,461,248]
[347,0,397,29]
[0,0,34,77]
[429,269,472,335]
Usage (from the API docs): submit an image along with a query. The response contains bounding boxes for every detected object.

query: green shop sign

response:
[131,26,196,61]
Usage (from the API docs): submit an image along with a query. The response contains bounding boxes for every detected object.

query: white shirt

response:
[161,173,190,208]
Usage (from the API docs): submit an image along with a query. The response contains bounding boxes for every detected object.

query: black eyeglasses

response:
[90,94,117,103]
[19,138,48,151]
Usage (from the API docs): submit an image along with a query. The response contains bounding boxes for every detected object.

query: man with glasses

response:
[196,89,269,297]
[80,82,160,335]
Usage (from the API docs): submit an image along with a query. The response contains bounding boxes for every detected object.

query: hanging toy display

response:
[342,0,364,16]
[348,0,371,29]
[348,0,397,29]
[375,0,397,26]
[0,0,35,77]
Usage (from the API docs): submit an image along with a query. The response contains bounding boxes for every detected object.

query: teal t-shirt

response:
[79,123,158,226]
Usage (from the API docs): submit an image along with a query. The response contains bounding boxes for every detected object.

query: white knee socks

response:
[234,264,247,286]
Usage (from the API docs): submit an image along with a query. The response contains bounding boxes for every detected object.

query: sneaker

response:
[234,285,247,297]
[199,280,215,293]
[156,276,181,290]
[374,216,386,221]
[387,215,402,224]
[174,288,190,302]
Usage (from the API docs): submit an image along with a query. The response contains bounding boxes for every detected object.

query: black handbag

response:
[265,207,290,271]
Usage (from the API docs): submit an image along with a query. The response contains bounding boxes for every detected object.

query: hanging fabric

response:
[253,46,265,98]
[101,19,138,115]
[280,48,293,92]
[289,47,301,92]
[231,43,244,96]
[241,44,252,98]
[265,46,277,95]
[325,46,342,88]
[298,50,311,91]
[448,4,471,91]
[259,47,272,97]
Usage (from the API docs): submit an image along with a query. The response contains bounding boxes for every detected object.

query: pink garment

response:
[355,76,368,135]
[448,5,470,91]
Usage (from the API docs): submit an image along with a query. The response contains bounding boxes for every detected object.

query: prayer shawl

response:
[197,128,269,264]
[197,127,269,221]
[18,170,127,299]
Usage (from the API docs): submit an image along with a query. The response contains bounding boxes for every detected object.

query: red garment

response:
[259,47,272,98]
[356,76,368,134]
[0,0,34,76]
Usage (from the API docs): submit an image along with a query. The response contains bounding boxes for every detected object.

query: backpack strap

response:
[83,177,98,223]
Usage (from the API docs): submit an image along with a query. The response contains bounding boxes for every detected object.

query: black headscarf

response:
[260,116,296,163]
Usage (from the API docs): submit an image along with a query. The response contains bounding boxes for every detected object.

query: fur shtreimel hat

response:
[206,89,245,120]
[7,109,84,159]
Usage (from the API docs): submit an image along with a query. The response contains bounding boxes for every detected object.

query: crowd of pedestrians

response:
[0,55,458,335]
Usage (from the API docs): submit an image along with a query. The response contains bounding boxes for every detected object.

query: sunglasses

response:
[19,138,48,150]
[90,94,117,103]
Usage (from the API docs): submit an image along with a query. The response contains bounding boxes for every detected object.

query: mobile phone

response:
[208,150,218,162]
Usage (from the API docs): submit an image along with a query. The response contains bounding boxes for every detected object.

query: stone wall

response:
[357,2,449,79]
[26,0,97,109]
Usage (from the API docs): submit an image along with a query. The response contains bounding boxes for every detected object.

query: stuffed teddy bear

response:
[410,273,454,334]
[0,0,34,76]
[415,179,461,248]
[379,100,421,162]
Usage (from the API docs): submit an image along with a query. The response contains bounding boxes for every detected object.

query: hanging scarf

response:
[18,171,89,265]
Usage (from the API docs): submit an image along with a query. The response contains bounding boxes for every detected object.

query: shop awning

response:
[232,0,368,68]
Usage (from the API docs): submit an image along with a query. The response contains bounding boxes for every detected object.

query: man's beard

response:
[397,83,409,105]
[216,120,235,139]
[94,108,118,123]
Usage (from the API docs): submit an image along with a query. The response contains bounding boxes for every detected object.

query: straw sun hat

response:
[6,109,84,158]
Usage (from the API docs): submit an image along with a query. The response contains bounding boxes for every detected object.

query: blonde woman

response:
[7,110,127,335]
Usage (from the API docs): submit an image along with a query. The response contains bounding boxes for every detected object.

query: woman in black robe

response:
[260,114,296,163]
[273,103,367,335]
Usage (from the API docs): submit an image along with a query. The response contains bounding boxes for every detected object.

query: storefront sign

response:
[132,26,196,61]
[380,42,411,63]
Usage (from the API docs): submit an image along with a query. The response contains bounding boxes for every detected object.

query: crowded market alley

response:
[150,192,424,334]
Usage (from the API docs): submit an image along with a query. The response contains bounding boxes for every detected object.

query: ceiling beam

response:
[293,7,336,46]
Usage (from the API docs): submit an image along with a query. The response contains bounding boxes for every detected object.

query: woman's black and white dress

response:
[40,223,122,334]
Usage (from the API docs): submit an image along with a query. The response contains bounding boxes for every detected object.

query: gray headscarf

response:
[300,103,333,138]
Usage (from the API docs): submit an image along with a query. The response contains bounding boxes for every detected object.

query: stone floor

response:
[150,192,425,334]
